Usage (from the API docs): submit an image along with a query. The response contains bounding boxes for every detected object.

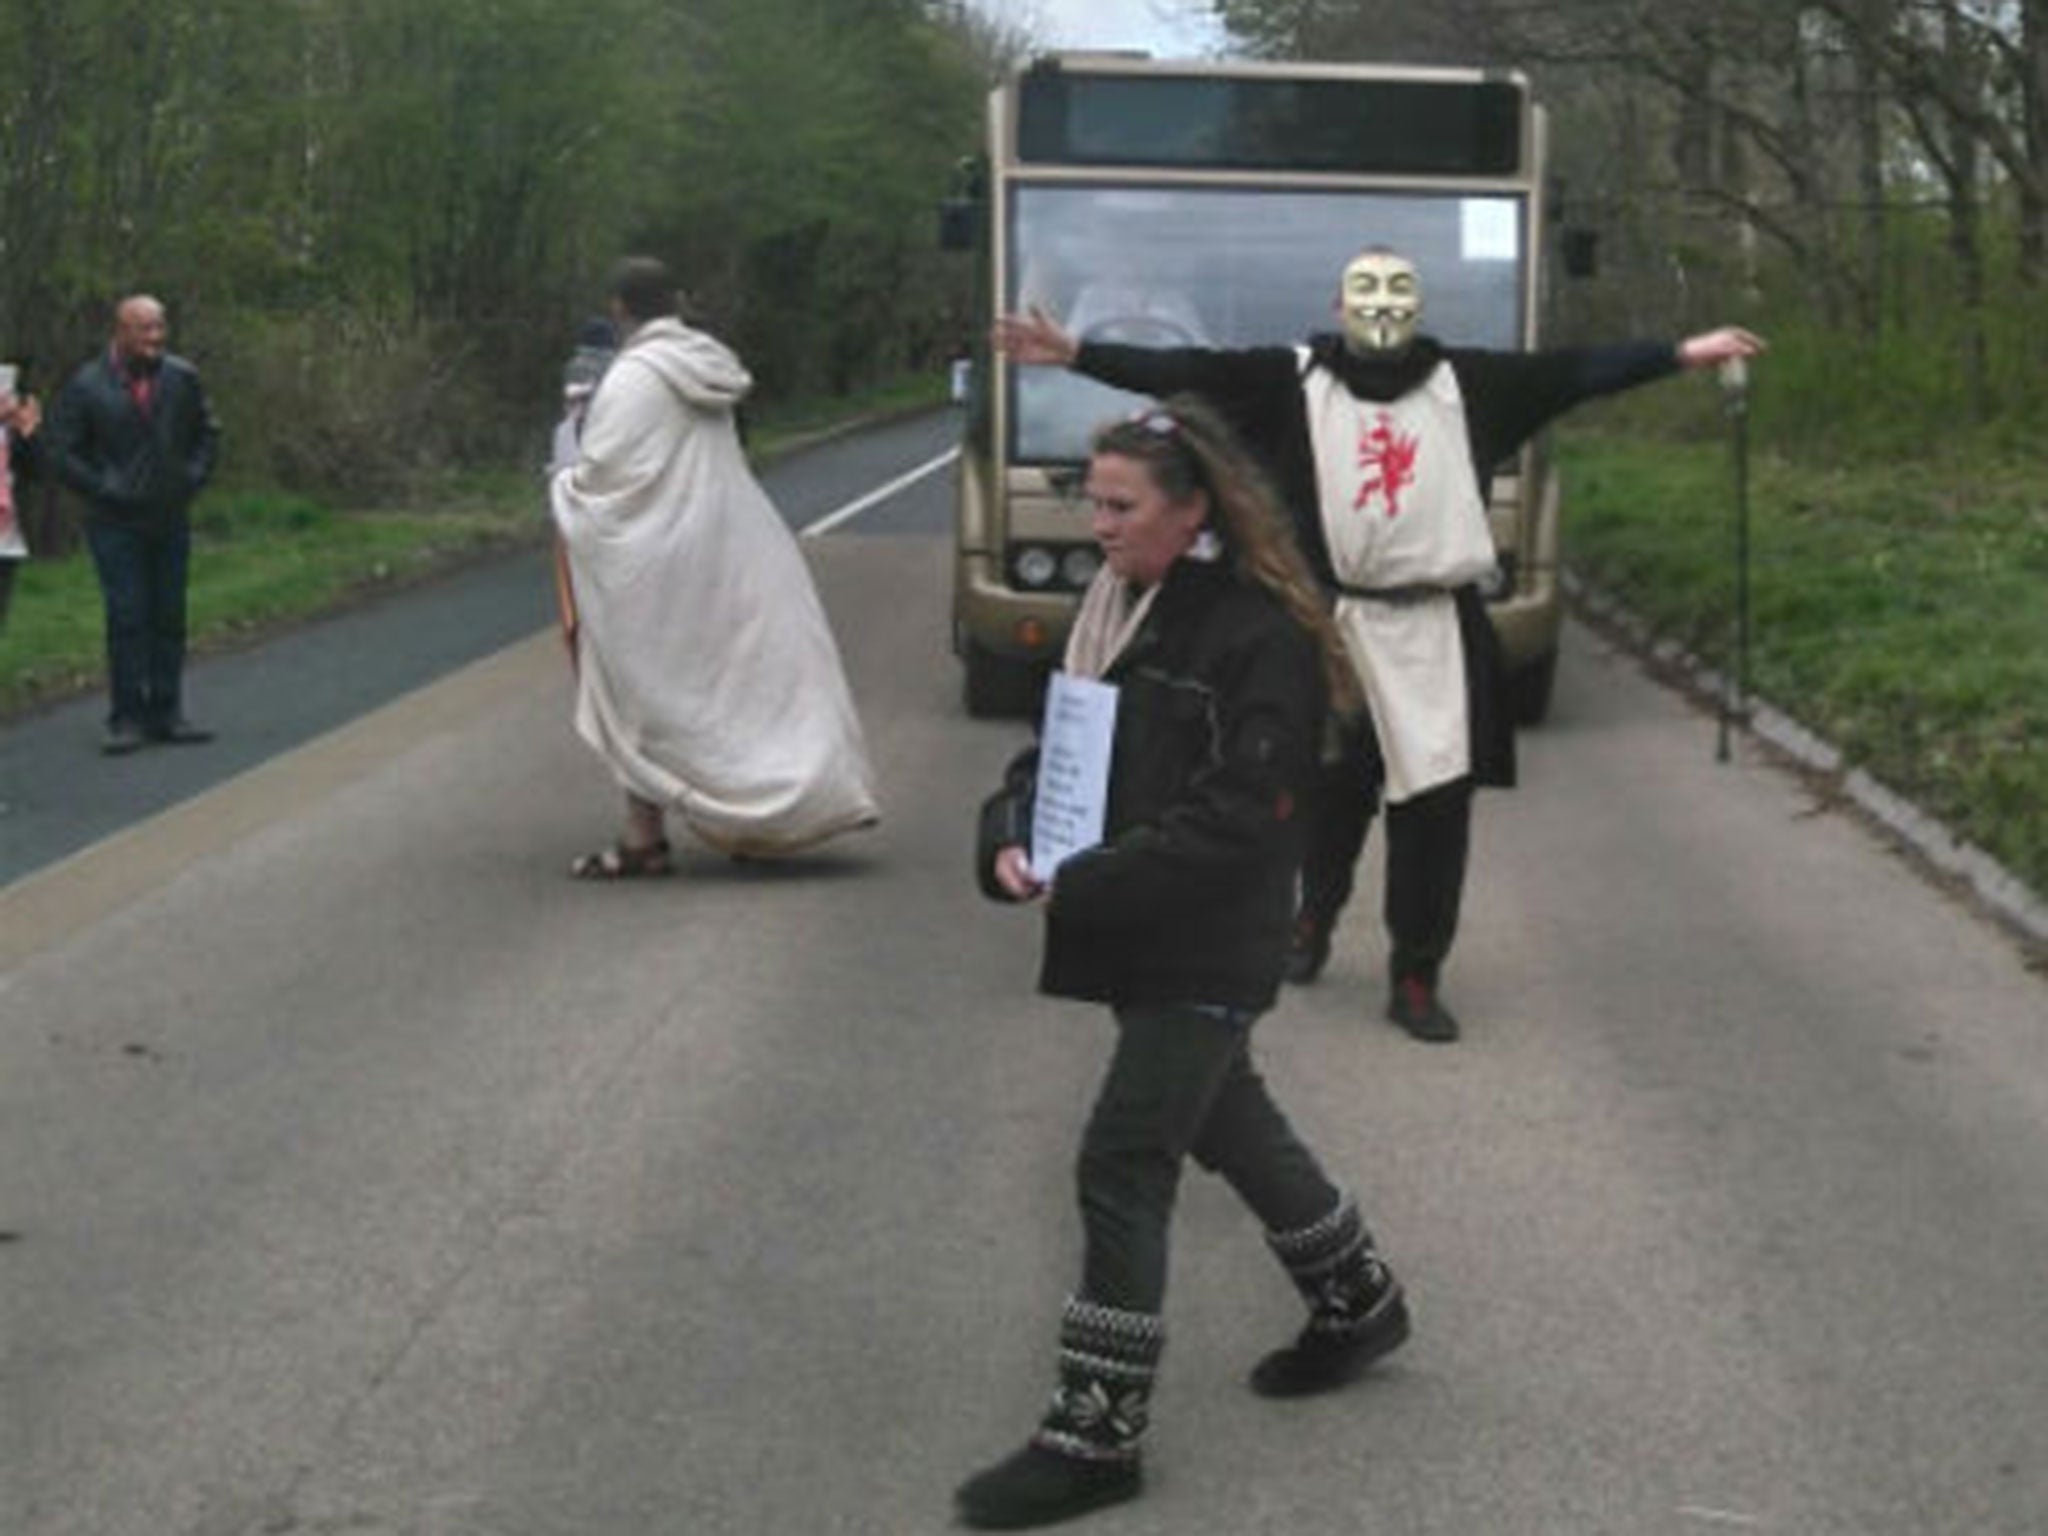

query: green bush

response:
[205,308,539,505]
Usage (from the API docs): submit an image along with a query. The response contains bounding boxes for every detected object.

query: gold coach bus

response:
[943,53,1569,721]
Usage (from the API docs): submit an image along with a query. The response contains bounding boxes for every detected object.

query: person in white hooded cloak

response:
[550,258,879,876]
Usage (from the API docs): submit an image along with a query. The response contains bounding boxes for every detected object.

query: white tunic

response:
[549,319,879,853]
[1301,353,1498,802]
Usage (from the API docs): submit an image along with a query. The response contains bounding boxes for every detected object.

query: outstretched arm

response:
[1001,303,1296,418]
[1458,326,1769,467]
[1676,326,1767,370]
[992,306,1079,368]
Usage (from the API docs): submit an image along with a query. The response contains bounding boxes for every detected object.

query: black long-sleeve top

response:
[1069,333,1680,789]
[1073,333,1679,591]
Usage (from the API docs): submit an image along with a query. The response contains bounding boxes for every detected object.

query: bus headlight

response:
[1012,546,1058,588]
[1060,547,1101,588]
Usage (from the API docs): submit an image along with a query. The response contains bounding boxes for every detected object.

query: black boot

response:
[1281,913,1332,985]
[1386,972,1459,1043]
[956,1298,1162,1530]
[1251,1196,1410,1398]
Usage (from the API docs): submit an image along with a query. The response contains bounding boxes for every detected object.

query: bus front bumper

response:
[955,551,1078,661]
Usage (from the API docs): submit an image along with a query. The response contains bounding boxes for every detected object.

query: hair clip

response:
[1131,408,1178,435]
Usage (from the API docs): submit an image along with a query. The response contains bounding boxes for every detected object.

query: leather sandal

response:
[569,839,673,880]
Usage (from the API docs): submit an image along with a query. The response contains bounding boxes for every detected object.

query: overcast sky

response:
[985,0,1229,57]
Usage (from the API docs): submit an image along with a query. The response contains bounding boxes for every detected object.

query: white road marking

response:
[1677,1508,1764,1527]
[798,446,960,538]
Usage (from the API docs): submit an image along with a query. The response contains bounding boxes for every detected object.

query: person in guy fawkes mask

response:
[996,250,1763,1044]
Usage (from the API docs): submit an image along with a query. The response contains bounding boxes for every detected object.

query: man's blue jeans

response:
[86,516,191,731]
[1076,1003,1341,1313]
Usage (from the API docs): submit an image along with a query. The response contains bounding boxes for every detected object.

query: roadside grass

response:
[0,373,949,720]
[1558,431,2048,898]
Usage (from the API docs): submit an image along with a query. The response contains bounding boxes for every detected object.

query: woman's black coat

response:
[978,557,1324,1012]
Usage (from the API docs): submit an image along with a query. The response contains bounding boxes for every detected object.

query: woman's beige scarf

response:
[1062,566,1159,680]
[1062,532,1222,680]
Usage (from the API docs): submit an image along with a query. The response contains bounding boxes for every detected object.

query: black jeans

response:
[1298,717,1473,986]
[86,516,191,730]
[1076,1002,1341,1314]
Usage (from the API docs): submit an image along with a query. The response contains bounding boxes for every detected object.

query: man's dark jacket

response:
[51,352,220,527]
[978,558,1322,1011]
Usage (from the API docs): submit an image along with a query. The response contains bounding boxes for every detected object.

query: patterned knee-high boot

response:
[955,1297,1164,1530]
[1251,1194,1410,1398]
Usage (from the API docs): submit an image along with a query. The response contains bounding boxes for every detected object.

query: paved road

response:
[3,413,2046,1535]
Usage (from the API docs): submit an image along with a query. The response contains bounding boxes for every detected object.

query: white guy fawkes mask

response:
[1338,250,1423,355]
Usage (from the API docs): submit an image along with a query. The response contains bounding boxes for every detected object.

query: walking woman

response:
[957,397,1411,1529]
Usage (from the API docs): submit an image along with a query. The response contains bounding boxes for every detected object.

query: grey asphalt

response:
[4,413,2048,1536]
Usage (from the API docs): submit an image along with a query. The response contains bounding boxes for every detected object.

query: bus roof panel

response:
[1014,63,1529,178]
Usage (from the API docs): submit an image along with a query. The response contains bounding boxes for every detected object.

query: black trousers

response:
[1298,718,1473,987]
[1075,1002,1341,1314]
[86,517,192,731]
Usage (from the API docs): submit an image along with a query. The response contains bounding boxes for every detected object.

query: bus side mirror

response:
[1562,227,1599,279]
[939,197,979,251]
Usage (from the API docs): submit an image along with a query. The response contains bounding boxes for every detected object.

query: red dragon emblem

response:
[1354,410,1420,518]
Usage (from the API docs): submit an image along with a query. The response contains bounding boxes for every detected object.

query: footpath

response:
[0,546,552,887]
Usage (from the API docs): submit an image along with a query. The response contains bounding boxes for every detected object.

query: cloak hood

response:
[620,317,753,410]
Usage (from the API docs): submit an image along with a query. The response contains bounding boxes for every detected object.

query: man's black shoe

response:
[1250,1283,1411,1399]
[955,1442,1142,1530]
[1387,976,1459,1043]
[1281,917,1331,985]
[149,717,215,745]
[101,721,147,755]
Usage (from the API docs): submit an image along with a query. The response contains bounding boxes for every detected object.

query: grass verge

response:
[1558,430,2048,900]
[0,374,948,720]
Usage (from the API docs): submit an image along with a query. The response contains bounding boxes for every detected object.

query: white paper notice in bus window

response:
[1460,198,1519,262]
[1031,672,1119,881]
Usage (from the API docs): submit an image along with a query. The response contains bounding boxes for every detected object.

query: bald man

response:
[53,295,221,753]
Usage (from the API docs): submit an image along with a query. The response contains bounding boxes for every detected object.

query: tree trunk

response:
[2019,0,2048,284]
[1941,6,1994,419]
[1850,11,1890,338]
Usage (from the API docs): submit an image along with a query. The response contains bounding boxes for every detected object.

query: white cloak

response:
[549,318,879,854]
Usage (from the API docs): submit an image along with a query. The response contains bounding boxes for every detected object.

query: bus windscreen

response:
[1008,185,1526,463]
[1016,71,1525,176]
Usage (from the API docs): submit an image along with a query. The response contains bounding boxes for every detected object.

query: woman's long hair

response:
[1089,395,1361,715]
